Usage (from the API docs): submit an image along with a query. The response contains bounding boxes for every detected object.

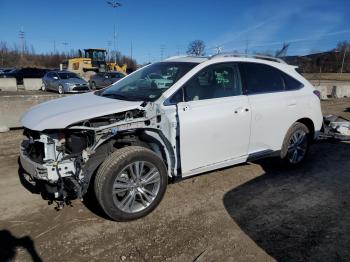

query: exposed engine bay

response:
[20,102,178,208]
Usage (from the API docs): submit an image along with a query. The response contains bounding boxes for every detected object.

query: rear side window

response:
[243,63,284,94]
[281,72,304,90]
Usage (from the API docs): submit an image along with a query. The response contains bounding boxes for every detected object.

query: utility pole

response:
[130,40,133,60]
[176,45,180,56]
[245,39,249,55]
[340,46,349,80]
[19,28,25,56]
[107,40,112,61]
[107,1,122,64]
[160,45,165,61]
[53,40,56,53]
[62,42,69,56]
[114,24,116,63]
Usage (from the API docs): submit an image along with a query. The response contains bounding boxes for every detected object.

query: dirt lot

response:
[0,99,349,262]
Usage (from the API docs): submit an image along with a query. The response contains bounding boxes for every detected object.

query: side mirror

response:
[53,76,59,80]
[105,75,109,79]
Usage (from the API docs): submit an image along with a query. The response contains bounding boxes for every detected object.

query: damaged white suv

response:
[20,54,323,221]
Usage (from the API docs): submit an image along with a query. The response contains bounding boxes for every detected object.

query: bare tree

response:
[275,43,289,57]
[187,40,206,56]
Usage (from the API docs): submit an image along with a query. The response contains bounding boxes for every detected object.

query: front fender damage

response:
[20,102,177,208]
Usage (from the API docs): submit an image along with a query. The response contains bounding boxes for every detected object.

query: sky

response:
[1,0,350,64]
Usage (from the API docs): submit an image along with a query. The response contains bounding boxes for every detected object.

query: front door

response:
[177,63,251,176]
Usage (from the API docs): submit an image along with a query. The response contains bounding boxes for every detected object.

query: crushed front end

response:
[20,128,94,203]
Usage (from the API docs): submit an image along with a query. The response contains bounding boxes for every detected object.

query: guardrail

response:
[314,85,350,99]
[0,78,43,91]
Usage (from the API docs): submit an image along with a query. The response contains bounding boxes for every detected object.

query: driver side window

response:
[171,63,242,103]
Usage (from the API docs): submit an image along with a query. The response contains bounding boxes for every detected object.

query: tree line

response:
[186,39,350,73]
[0,41,137,71]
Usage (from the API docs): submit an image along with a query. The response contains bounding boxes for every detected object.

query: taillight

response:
[313,90,321,100]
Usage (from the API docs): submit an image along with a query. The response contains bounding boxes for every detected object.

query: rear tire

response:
[94,146,168,221]
[281,122,310,166]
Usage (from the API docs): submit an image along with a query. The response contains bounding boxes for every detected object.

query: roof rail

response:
[164,55,189,61]
[164,55,208,61]
[209,53,287,64]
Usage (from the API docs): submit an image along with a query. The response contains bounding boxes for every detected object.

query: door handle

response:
[182,105,190,111]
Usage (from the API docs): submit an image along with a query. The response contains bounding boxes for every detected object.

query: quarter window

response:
[182,63,242,101]
[282,72,304,90]
[244,63,284,94]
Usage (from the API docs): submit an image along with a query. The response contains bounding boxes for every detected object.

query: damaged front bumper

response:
[20,141,49,180]
[19,139,83,201]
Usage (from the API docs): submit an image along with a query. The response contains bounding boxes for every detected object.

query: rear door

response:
[241,62,302,153]
[177,63,251,176]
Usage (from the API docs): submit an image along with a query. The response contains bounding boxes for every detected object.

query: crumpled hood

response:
[21,92,142,131]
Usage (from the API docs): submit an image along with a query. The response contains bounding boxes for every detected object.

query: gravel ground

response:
[0,98,349,262]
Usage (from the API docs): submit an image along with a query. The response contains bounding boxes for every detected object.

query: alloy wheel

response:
[112,161,161,213]
[58,85,64,94]
[287,130,308,164]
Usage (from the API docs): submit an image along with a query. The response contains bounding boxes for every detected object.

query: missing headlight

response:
[65,131,94,154]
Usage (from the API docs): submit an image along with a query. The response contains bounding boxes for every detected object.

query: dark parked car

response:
[0,67,49,85]
[42,71,90,94]
[0,68,16,74]
[89,71,126,89]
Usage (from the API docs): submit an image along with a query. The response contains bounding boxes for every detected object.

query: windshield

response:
[58,72,81,79]
[85,50,106,61]
[98,62,198,101]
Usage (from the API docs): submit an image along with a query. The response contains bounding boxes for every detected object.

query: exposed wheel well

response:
[296,118,315,141]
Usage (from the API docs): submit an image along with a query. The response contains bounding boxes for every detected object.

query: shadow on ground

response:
[0,230,42,262]
[223,141,350,262]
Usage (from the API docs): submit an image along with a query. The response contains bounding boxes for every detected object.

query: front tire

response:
[58,85,64,94]
[281,122,310,166]
[94,146,168,221]
[41,83,46,91]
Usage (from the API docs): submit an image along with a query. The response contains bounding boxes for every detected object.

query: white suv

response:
[20,54,323,221]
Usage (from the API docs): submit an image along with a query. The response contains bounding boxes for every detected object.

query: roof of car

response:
[164,53,287,66]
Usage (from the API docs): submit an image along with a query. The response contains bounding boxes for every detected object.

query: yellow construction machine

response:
[65,48,127,80]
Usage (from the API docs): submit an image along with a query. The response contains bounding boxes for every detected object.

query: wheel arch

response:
[296,117,315,141]
[83,129,175,190]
